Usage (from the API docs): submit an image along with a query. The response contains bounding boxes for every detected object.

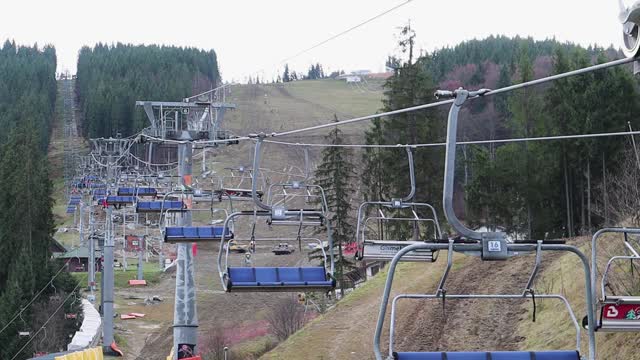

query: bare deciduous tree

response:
[201,326,228,360]
[266,296,306,341]
[592,147,640,297]
[31,292,82,355]
[596,148,640,226]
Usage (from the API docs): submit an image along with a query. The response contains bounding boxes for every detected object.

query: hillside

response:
[263,235,640,359]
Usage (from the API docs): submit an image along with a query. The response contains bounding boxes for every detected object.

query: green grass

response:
[282,78,385,118]
[72,261,162,288]
[232,335,278,359]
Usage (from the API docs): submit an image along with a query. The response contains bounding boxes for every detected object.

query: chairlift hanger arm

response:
[442,89,489,240]
[403,146,416,202]
[252,137,271,211]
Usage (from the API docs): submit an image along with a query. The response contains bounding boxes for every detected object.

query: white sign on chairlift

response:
[488,241,502,252]
[273,207,287,219]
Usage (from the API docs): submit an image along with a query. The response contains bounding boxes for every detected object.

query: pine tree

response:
[363,24,441,240]
[314,115,357,297]
[283,64,291,83]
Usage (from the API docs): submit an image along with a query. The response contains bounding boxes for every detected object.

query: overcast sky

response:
[0,0,629,82]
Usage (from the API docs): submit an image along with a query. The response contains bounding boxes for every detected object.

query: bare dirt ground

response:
[391,256,534,352]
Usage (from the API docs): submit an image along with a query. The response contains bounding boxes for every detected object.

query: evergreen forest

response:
[0,40,80,359]
[363,34,640,240]
[76,44,220,138]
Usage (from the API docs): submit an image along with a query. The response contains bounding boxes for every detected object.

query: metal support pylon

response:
[135,93,236,359]
[173,135,198,359]
[89,209,96,292]
[102,203,115,350]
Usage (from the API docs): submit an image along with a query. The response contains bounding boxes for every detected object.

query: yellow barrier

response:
[166,346,174,360]
[54,347,103,360]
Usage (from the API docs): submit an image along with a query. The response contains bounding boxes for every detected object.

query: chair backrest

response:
[228,267,255,282]
[183,227,198,238]
[198,227,214,238]
[278,267,302,282]
[301,267,326,281]
[255,267,278,283]
[165,227,183,237]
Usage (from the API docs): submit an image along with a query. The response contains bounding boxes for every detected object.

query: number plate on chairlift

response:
[363,241,436,262]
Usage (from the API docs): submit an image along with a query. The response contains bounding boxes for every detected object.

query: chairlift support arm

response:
[440,88,490,240]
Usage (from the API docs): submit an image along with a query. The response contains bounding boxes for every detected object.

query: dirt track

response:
[392,256,534,352]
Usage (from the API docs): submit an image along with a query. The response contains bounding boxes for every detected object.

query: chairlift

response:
[215,137,335,292]
[160,190,234,243]
[18,310,30,337]
[590,228,640,332]
[355,147,442,262]
[217,213,335,292]
[256,143,328,227]
[105,195,136,208]
[373,90,595,360]
[117,187,157,197]
[92,189,108,200]
[136,200,185,213]
[217,166,266,201]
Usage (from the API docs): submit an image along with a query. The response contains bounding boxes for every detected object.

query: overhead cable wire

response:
[0,236,93,337]
[0,265,67,336]
[213,0,413,86]
[262,130,640,148]
[278,0,414,65]
[10,278,85,360]
[258,56,636,139]
[142,57,636,152]
[139,133,252,145]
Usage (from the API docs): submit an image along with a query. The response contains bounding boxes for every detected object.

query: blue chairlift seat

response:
[89,183,106,189]
[92,189,108,200]
[106,196,136,206]
[136,201,184,213]
[69,198,81,205]
[117,187,157,196]
[164,226,233,243]
[226,266,335,292]
[66,205,76,214]
[392,351,580,360]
